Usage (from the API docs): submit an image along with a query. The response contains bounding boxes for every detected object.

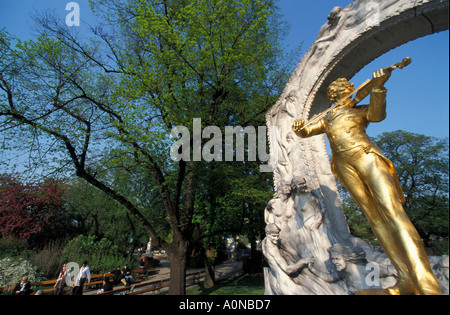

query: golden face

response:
[327,78,355,103]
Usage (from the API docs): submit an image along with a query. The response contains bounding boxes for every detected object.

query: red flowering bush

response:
[0,175,66,241]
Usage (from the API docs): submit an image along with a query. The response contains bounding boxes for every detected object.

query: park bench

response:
[0,268,150,295]
[97,270,206,295]
[1,268,205,295]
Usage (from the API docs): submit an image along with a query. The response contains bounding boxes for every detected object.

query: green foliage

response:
[191,160,272,266]
[341,195,378,246]
[64,175,149,253]
[0,237,29,260]
[62,235,137,274]
[92,0,293,126]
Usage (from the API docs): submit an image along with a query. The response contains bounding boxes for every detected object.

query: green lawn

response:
[187,273,265,295]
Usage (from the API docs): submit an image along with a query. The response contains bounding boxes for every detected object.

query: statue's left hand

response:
[372,67,391,88]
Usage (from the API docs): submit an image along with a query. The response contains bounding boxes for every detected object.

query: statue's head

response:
[328,244,367,271]
[327,78,355,103]
[291,176,309,194]
[327,6,343,23]
[265,223,281,245]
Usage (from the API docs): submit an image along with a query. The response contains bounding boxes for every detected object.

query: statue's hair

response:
[327,78,354,103]
[265,223,281,234]
[329,243,367,264]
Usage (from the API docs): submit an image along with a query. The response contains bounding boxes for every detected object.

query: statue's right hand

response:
[291,119,305,134]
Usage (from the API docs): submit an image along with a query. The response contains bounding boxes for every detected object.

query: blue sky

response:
[0,0,449,139]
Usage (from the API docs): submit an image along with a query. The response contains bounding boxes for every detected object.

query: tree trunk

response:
[167,242,188,295]
[205,264,216,288]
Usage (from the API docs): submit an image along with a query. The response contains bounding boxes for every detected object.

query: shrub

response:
[0,257,44,288]
[62,235,138,274]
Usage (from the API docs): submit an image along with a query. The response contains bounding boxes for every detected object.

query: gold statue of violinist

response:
[292,58,441,295]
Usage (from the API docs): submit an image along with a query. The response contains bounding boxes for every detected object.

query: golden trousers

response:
[332,146,441,295]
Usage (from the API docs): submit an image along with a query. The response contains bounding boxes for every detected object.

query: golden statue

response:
[292,58,441,295]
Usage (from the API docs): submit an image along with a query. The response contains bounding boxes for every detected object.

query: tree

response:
[0,0,296,294]
[340,189,377,245]
[192,159,273,283]
[64,175,148,253]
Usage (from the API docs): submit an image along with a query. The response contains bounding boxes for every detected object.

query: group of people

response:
[12,260,134,296]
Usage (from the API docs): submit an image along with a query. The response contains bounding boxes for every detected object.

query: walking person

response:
[72,260,91,295]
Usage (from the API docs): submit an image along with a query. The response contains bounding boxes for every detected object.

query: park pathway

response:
[86,259,243,295]
[140,259,243,295]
